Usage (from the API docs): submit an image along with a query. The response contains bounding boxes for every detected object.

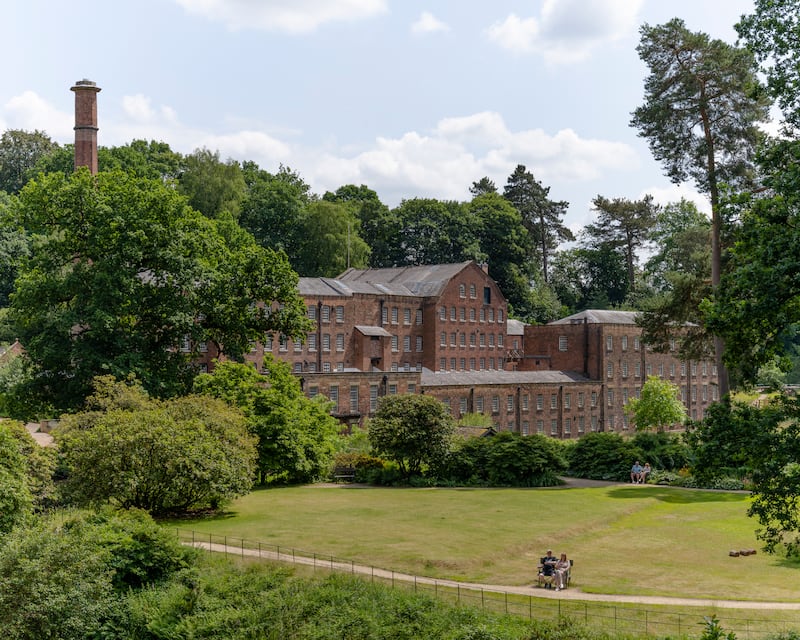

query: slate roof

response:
[548,309,639,325]
[421,369,593,387]
[337,262,473,297]
[355,325,393,337]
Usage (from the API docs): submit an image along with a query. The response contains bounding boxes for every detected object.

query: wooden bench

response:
[332,466,356,482]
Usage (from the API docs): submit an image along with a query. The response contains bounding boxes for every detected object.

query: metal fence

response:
[176,528,799,639]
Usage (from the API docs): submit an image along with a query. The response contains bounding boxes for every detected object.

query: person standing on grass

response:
[554,553,570,591]
[631,461,643,483]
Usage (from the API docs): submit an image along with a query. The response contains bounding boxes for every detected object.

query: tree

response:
[293,200,370,276]
[625,375,687,432]
[0,422,32,534]
[468,192,537,319]
[8,168,309,413]
[585,195,657,291]
[240,163,311,255]
[0,192,30,307]
[56,377,256,514]
[503,165,573,283]
[631,18,771,396]
[194,358,341,485]
[737,0,800,131]
[0,129,58,194]
[549,245,630,311]
[368,394,454,478]
[178,147,246,219]
[102,139,185,182]
[469,176,497,196]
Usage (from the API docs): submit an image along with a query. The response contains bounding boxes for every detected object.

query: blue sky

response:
[0,0,756,233]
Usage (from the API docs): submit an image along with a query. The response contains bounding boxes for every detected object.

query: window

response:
[607,390,614,406]
[391,335,399,352]
[403,308,411,325]
[293,362,302,373]
[691,362,698,376]
[606,335,613,351]
[607,362,613,378]
[439,357,446,371]
[382,306,388,324]
[459,358,466,371]
[416,336,423,352]
[702,384,708,401]
[578,392,585,408]
[692,385,698,401]
[408,383,416,393]
[658,363,664,377]
[480,308,486,322]
[646,363,653,376]
[483,286,491,304]
[479,333,485,347]
[322,334,331,352]
[670,338,677,351]
[279,335,288,352]
[578,416,585,433]
[460,333,466,347]
[389,384,398,395]
[440,332,446,347]
[479,357,486,370]
[536,394,544,410]
[623,415,629,430]
[329,385,338,405]
[309,385,319,398]
[469,357,476,370]
[459,283,466,298]
[403,335,411,352]
[635,362,641,378]
[498,309,504,323]
[336,333,345,352]
[335,306,344,323]
[307,362,317,372]
[591,415,598,431]
[459,307,466,321]
[469,284,476,298]
[565,417,571,434]
[321,305,330,322]
[522,421,529,435]
[522,394,529,410]
[681,362,687,377]
[308,305,317,320]
[391,307,398,324]
[634,336,640,351]
[551,419,558,435]
[450,357,456,370]
[322,362,331,372]
[336,362,344,372]
[489,357,495,369]
[293,338,302,353]
[350,385,359,412]
[551,394,557,409]
[198,341,208,353]
[488,334,495,347]
[498,334,504,347]
[623,388,629,403]
[307,334,317,352]
[537,419,544,433]
[265,335,273,351]
[492,396,500,413]
[608,415,615,430]
[621,335,628,351]
[180,335,191,352]
[488,309,495,322]
[450,306,457,321]
[559,336,568,352]
[439,306,446,321]
[622,361,628,378]
[670,363,676,377]
[460,397,468,413]
[370,385,379,412]
[564,393,571,409]
[469,333,476,347]
[591,391,598,407]
[469,308,476,322]
[507,395,514,412]
[416,309,423,325]
[476,396,484,413]
[702,361,708,376]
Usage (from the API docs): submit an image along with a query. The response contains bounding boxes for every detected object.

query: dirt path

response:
[190,541,800,611]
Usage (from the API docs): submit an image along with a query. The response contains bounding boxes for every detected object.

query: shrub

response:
[567,432,642,481]
[630,431,690,471]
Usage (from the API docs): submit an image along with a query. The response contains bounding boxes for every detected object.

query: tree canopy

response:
[625,375,687,432]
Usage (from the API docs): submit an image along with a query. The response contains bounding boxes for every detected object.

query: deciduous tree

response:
[0,129,58,194]
[625,375,687,432]
[368,394,454,478]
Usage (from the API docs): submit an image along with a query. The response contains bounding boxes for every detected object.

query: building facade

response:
[203,264,717,437]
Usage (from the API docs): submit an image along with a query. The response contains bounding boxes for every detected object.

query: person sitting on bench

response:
[538,549,557,587]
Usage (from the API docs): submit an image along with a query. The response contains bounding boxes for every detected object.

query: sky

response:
[0,0,758,234]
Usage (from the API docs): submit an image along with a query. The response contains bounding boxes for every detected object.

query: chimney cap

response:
[71,79,100,92]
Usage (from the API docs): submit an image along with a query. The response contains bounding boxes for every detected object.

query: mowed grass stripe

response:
[168,484,800,601]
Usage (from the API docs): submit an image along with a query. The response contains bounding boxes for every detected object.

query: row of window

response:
[605,360,716,379]
[438,332,505,349]
[293,361,424,374]
[437,356,506,372]
[308,382,418,413]
[439,306,504,324]
[307,305,346,323]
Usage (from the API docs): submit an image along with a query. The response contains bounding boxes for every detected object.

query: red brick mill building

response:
[199,261,718,438]
[65,79,717,438]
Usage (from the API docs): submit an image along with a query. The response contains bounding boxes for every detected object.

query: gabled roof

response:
[421,369,593,387]
[549,310,639,325]
[337,262,475,298]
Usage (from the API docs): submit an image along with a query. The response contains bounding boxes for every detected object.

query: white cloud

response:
[411,11,450,35]
[3,91,73,138]
[486,0,642,63]
[644,183,711,215]
[173,0,387,34]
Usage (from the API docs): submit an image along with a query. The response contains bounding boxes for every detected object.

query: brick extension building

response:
[204,262,717,437]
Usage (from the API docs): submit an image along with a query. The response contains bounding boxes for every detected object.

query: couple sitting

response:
[631,461,651,484]
[538,549,570,591]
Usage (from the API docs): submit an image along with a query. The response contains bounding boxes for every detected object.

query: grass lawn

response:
[167,484,800,603]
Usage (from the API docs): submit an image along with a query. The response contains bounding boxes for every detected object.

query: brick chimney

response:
[71,79,101,174]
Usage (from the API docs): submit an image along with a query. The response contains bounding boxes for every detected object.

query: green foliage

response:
[0,129,58,194]
[177,147,246,219]
[8,168,309,414]
[195,359,341,484]
[629,431,689,471]
[369,394,455,479]
[439,432,566,487]
[56,377,256,515]
[0,422,32,533]
[0,419,56,511]
[625,375,687,432]
[567,432,641,481]
[0,508,193,639]
[119,558,537,640]
[700,615,737,640]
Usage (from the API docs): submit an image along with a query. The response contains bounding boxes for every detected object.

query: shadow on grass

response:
[606,486,749,504]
